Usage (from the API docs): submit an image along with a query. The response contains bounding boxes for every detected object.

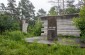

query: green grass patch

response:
[0,31,85,55]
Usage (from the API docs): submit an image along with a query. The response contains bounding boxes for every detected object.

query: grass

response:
[0,31,85,55]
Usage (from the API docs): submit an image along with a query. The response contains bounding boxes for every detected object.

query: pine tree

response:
[37,8,46,17]
[18,0,35,19]
[0,3,6,14]
[48,6,57,16]
[67,0,75,7]
[7,0,16,14]
[65,0,80,14]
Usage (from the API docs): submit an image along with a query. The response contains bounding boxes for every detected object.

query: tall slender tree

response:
[0,3,5,10]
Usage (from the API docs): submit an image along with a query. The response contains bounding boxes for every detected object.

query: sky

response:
[0,0,52,13]
[0,0,78,13]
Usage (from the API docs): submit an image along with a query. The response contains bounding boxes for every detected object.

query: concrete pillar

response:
[22,19,28,33]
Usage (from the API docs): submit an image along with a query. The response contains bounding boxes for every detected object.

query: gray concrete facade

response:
[41,14,80,37]
[22,19,28,33]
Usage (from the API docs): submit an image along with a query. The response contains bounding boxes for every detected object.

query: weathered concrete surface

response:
[25,37,85,47]
[57,17,80,36]
[22,20,28,33]
[41,20,48,36]
[25,36,54,44]
[41,14,80,36]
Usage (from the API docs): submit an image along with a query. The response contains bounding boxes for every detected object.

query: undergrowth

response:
[0,31,85,55]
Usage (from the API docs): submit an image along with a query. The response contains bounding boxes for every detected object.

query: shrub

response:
[58,34,78,38]
[33,19,42,36]
[3,31,24,41]
[73,6,85,42]
[0,31,29,55]
[0,14,20,34]
[28,18,42,36]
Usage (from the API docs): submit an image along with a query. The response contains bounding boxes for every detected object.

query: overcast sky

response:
[0,0,78,13]
[0,0,52,13]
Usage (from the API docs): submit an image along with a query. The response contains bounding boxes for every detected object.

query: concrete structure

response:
[22,19,28,33]
[47,16,57,41]
[41,14,80,37]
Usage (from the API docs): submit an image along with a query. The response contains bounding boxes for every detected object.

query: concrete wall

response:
[41,14,80,36]
[41,20,48,36]
[57,17,80,36]
[22,20,28,33]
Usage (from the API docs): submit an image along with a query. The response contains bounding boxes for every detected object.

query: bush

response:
[3,31,24,41]
[28,18,42,36]
[0,39,29,55]
[73,6,85,42]
[0,31,29,55]
[0,14,20,34]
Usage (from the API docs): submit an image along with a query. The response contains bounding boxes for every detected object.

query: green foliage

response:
[48,6,57,16]
[73,6,85,42]
[3,31,24,41]
[0,14,20,33]
[33,19,42,36]
[65,7,80,14]
[0,39,85,55]
[0,31,27,55]
[65,0,80,14]
[0,38,28,55]
[80,6,85,18]
[0,31,85,55]
[0,3,5,14]
[18,0,35,19]
[37,8,46,17]
[7,0,16,14]
[28,18,42,36]
[73,17,85,31]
